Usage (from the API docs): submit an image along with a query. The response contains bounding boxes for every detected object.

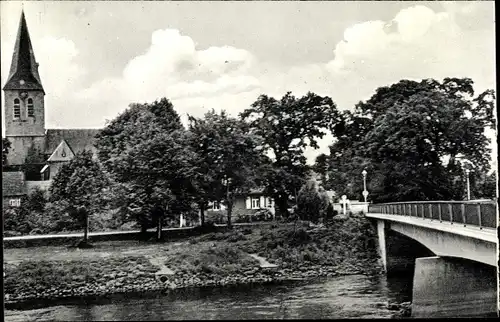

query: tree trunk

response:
[83,209,89,244]
[199,202,206,226]
[139,224,148,240]
[227,201,233,229]
[156,215,162,241]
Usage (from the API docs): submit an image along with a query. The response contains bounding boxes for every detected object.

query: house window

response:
[27,98,34,117]
[13,99,20,118]
[212,201,221,211]
[9,198,21,207]
[267,198,273,208]
[251,197,260,209]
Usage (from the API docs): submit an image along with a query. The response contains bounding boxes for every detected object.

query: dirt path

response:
[249,254,278,268]
[146,256,175,276]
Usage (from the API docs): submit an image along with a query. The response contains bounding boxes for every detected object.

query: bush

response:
[227,231,246,242]
[296,181,330,223]
[252,208,274,221]
[4,256,156,295]
[198,221,218,234]
[287,228,311,246]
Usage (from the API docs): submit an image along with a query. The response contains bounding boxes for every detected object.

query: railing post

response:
[429,204,433,221]
[438,203,442,223]
[477,203,482,230]
[461,203,466,227]
[448,203,453,224]
[414,204,417,217]
[403,204,406,216]
[421,204,424,219]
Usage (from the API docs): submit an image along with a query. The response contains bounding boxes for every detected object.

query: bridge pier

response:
[412,256,497,318]
[375,220,387,272]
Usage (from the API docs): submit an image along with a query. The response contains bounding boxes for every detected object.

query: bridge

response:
[367,200,498,318]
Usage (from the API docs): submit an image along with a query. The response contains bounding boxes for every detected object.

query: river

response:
[5,274,414,321]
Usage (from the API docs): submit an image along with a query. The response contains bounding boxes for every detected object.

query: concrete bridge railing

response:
[368,200,497,229]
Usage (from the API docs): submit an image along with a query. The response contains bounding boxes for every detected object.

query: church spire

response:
[3,9,44,93]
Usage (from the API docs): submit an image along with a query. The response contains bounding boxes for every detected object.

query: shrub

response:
[252,208,274,221]
[296,181,330,224]
[227,231,246,242]
[198,221,218,234]
[287,228,311,246]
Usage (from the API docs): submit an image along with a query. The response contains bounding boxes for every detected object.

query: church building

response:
[2,11,100,195]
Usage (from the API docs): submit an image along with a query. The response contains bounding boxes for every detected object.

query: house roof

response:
[44,129,100,156]
[3,11,44,93]
[248,188,266,194]
[47,139,76,162]
[2,171,26,197]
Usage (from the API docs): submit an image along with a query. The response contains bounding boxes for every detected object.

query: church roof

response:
[3,10,44,93]
[44,129,101,156]
[2,171,27,197]
[47,139,76,162]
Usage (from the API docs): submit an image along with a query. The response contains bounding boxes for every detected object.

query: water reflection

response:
[5,274,411,321]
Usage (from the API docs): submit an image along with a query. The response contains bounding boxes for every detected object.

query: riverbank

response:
[5,214,409,317]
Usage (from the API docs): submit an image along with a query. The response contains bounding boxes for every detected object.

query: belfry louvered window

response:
[27,98,34,117]
[13,98,21,118]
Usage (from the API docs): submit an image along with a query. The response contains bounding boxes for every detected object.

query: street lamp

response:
[465,169,471,201]
[362,169,368,203]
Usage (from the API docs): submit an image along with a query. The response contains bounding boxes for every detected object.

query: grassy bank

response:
[4,213,383,309]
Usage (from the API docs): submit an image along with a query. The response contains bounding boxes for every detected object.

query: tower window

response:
[27,98,34,117]
[13,98,20,118]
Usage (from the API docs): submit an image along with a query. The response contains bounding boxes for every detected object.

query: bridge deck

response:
[366,213,497,244]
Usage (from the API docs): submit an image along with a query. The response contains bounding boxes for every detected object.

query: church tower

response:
[3,10,46,166]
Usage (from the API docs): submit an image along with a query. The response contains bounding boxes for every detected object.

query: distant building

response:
[2,171,26,208]
[206,188,275,222]
[2,11,99,190]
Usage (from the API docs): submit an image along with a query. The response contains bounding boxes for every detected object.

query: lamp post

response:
[465,169,471,201]
[362,169,368,203]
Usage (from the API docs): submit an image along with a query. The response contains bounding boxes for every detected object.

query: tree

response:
[122,130,198,238]
[321,78,496,202]
[49,150,109,246]
[3,187,49,235]
[188,110,265,228]
[241,92,342,217]
[2,138,11,168]
[295,180,330,224]
[474,170,497,199]
[95,98,197,240]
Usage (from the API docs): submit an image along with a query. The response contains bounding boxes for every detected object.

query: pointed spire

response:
[3,9,44,93]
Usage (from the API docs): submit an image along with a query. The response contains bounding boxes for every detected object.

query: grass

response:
[4,256,158,295]
[185,213,379,271]
[4,213,381,301]
[162,244,259,275]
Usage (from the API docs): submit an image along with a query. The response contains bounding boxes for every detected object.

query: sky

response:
[0,1,496,165]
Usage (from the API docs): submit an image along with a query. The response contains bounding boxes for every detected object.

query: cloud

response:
[325,5,494,96]
[71,4,497,163]
[68,28,261,127]
[3,3,494,165]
